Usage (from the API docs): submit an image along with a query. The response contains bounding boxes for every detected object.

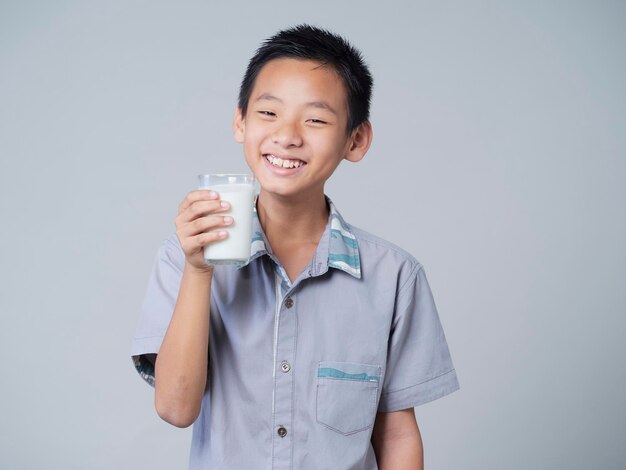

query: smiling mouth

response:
[264,154,307,169]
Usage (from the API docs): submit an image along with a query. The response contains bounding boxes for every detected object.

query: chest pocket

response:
[316,361,381,435]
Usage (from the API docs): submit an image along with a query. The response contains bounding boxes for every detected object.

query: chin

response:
[260,185,297,198]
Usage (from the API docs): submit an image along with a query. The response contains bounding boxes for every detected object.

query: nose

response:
[271,119,303,148]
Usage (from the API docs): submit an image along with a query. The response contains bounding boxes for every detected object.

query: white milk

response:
[203,183,255,265]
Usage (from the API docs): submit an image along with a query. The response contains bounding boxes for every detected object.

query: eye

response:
[258,110,276,117]
[307,118,328,125]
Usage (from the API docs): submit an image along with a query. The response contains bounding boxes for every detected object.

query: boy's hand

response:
[175,190,232,274]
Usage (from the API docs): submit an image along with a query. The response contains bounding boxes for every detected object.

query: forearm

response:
[374,433,423,470]
[154,263,213,428]
[372,409,424,470]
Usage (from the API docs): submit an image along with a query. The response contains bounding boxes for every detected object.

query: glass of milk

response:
[198,174,256,266]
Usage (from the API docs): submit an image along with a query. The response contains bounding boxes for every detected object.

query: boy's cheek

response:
[243,143,262,166]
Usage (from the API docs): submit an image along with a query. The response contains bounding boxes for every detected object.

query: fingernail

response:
[220,201,229,208]
[223,216,233,224]
[208,191,217,198]
[218,230,228,238]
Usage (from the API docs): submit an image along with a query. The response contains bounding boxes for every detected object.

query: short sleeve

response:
[131,234,185,387]
[378,264,460,412]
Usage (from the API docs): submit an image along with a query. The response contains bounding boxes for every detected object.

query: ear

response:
[344,121,373,163]
[233,106,245,143]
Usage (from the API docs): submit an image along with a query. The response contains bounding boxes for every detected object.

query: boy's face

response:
[233,58,371,201]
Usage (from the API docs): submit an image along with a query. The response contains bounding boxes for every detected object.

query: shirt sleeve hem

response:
[131,336,164,388]
[131,336,164,356]
[377,369,460,412]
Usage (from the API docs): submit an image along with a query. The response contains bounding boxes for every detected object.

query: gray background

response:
[1,1,624,469]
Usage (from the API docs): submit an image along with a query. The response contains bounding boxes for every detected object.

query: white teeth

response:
[265,154,304,169]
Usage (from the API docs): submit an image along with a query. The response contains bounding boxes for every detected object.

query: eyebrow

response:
[255,93,282,103]
[255,93,338,116]
[306,100,338,116]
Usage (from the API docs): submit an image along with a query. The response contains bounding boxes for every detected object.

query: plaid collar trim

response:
[239,196,361,279]
[325,198,361,278]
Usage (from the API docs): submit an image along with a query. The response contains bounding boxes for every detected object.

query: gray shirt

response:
[132,196,459,469]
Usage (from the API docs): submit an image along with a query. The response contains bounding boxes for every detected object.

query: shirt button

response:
[281,361,291,373]
[277,426,287,438]
[284,297,294,309]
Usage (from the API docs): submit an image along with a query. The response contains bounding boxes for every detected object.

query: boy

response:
[132,24,459,469]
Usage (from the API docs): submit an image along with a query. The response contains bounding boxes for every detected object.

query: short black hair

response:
[238,24,373,133]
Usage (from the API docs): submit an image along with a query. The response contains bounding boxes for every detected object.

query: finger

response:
[176,199,230,225]
[177,200,230,227]
[178,190,219,214]
[177,215,233,238]
[187,229,229,250]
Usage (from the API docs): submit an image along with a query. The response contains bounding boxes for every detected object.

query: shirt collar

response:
[239,195,361,279]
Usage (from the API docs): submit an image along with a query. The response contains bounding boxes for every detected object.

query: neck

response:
[256,190,329,248]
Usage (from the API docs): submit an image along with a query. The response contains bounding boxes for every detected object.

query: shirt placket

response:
[271,271,298,469]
